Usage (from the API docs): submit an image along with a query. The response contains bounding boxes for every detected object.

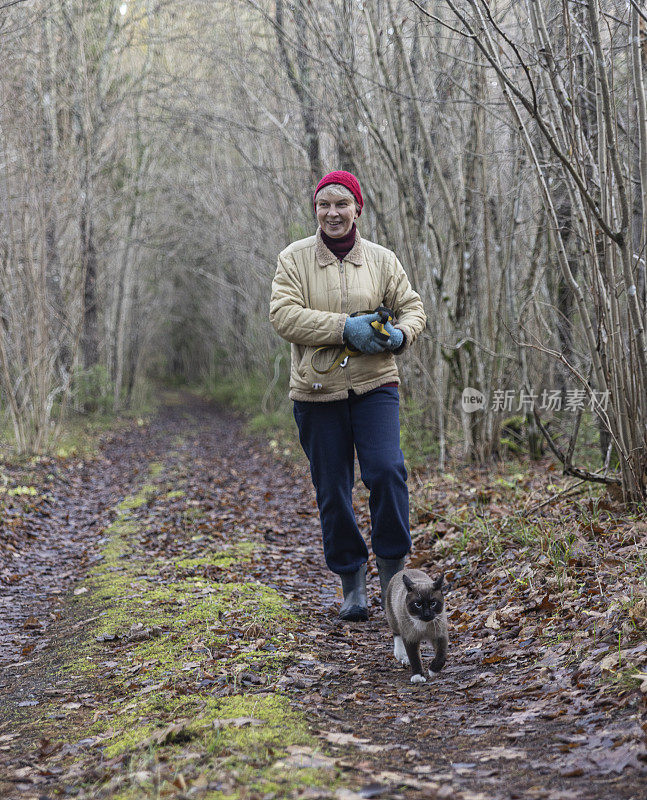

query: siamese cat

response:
[384,569,447,684]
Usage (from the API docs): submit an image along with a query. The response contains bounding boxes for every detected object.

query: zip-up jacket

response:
[269,227,427,402]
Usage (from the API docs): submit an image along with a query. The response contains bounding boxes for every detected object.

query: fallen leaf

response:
[137,682,165,695]
[274,748,335,770]
[485,612,500,630]
[358,783,390,798]
[212,717,264,729]
[322,731,370,746]
[335,790,367,800]
[142,722,189,747]
[476,747,527,762]
[12,767,34,780]
[172,773,187,791]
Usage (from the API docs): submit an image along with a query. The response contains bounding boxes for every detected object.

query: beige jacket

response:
[269,228,427,402]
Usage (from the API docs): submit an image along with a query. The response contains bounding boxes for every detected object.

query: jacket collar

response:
[315,226,364,267]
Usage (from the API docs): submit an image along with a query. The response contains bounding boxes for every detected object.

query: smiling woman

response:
[269,170,427,623]
[315,184,358,239]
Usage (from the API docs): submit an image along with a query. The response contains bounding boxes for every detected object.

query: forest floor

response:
[1,391,646,800]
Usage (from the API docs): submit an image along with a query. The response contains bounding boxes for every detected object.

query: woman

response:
[269,170,427,621]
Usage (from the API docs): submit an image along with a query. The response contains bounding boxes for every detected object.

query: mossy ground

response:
[7,459,346,799]
[4,392,647,800]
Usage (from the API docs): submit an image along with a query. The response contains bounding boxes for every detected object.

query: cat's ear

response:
[433,573,444,591]
[403,573,415,592]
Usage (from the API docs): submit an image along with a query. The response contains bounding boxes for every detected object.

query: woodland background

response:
[1,0,647,500]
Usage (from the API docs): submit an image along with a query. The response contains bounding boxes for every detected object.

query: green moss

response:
[117,484,156,511]
[96,691,312,761]
[198,694,343,800]
[230,540,256,559]
[176,539,258,570]
[207,694,309,750]
[61,468,297,688]
[103,723,158,758]
[202,760,341,799]
[95,691,211,757]
[110,788,156,800]
[149,461,164,478]
[166,489,185,499]
[176,554,235,569]
[11,457,342,800]
[5,484,38,496]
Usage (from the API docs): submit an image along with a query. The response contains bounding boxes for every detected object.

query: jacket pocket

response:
[292,345,322,389]
[293,344,310,379]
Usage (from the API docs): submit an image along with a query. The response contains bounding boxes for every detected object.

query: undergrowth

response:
[204,368,300,462]
[417,472,647,692]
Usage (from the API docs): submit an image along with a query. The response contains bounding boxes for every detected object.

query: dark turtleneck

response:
[321,224,356,261]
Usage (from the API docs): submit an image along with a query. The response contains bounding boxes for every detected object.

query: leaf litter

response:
[0,393,645,799]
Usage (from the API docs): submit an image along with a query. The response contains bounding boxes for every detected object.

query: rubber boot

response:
[376,555,407,608]
[339,564,368,621]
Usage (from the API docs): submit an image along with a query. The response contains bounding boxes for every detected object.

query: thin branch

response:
[473,0,538,114]
[0,0,31,9]
[521,481,588,516]
[532,406,621,486]
[628,0,647,25]
[407,0,475,38]
[423,330,516,361]
[437,0,624,244]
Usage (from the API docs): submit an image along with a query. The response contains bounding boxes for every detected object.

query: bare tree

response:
[425,0,647,501]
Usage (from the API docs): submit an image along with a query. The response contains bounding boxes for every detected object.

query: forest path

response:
[0,393,645,800]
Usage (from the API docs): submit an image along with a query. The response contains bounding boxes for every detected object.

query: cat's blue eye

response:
[413,601,421,609]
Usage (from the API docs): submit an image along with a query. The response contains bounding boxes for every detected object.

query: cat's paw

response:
[429,658,445,674]
[410,673,427,684]
[393,636,409,665]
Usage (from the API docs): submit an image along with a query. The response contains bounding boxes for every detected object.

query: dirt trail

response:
[0,424,167,673]
[0,394,645,800]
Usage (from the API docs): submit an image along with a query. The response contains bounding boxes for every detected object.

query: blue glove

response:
[381,321,404,351]
[343,313,386,354]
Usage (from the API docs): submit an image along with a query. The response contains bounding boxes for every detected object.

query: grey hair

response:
[315,183,360,213]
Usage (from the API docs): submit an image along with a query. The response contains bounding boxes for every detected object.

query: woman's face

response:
[315,188,358,238]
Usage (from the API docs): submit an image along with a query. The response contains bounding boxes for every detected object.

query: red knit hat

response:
[313,170,364,216]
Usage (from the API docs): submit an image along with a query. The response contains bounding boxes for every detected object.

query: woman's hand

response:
[381,321,404,351]
[343,313,387,354]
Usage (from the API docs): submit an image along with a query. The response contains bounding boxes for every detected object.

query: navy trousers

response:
[293,386,411,575]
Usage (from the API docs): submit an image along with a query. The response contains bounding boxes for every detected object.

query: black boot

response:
[376,555,407,608]
[339,564,368,621]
